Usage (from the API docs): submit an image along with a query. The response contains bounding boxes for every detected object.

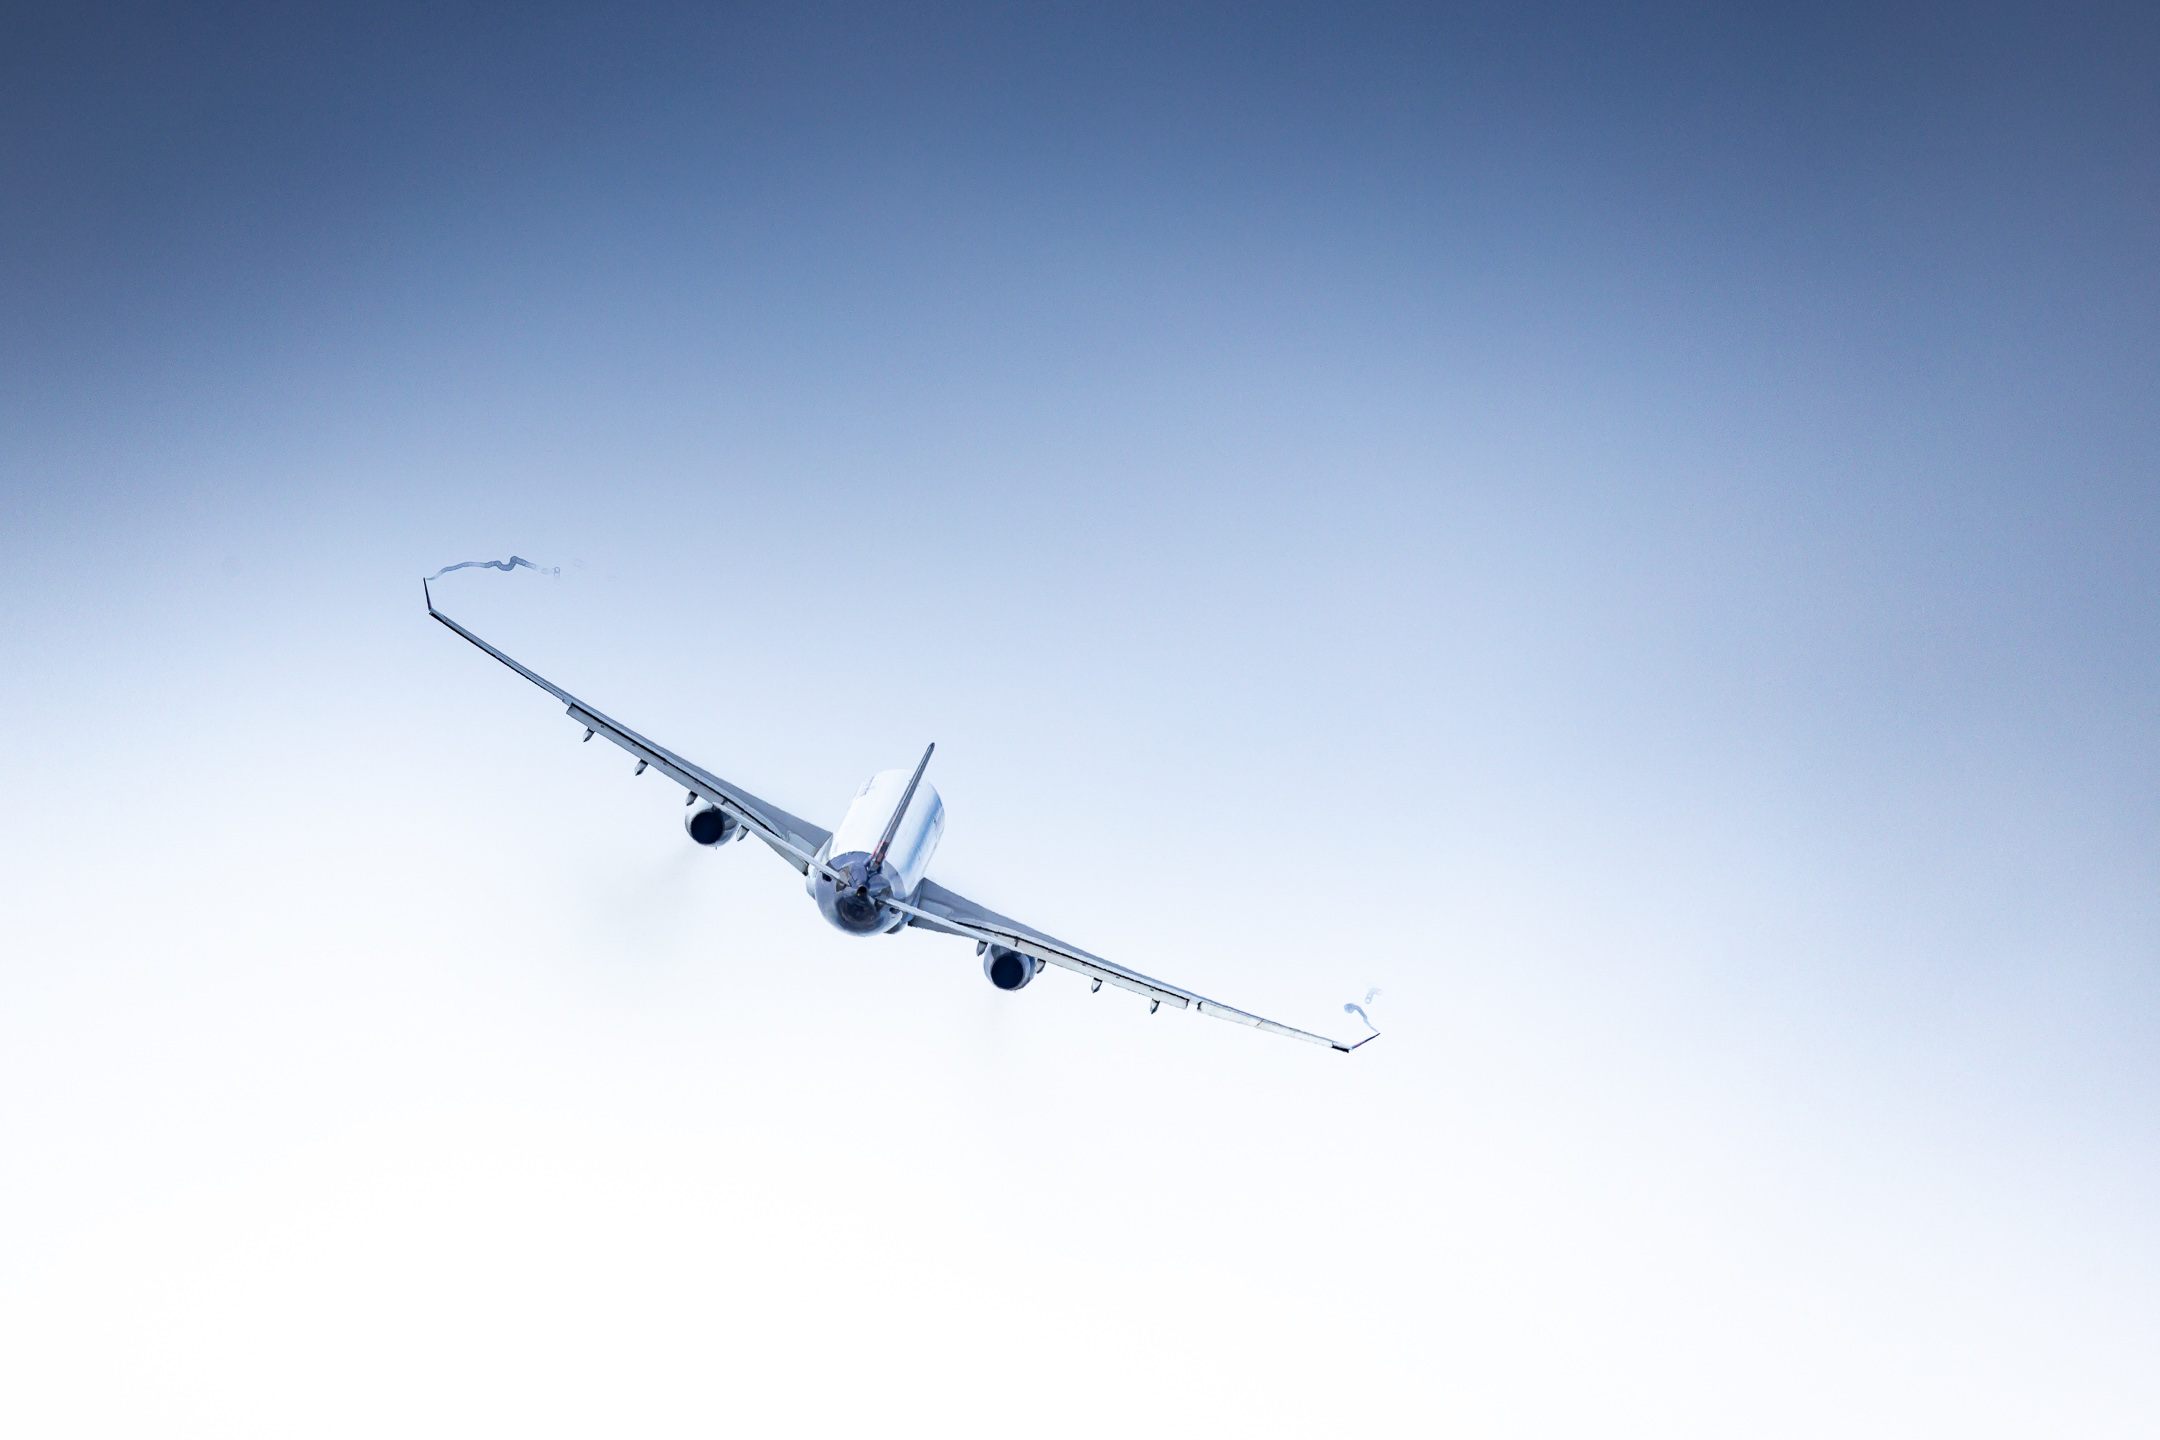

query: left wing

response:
[425,582,832,871]
[892,878,1373,1052]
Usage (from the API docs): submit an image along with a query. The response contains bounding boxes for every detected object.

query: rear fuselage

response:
[807,767,946,934]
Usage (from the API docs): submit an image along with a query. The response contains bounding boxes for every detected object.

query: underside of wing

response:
[425,585,831,870]
[896,879,1366,1052]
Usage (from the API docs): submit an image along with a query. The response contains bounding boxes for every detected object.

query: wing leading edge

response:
[424,581,830,870]
[898,880,1369,1052]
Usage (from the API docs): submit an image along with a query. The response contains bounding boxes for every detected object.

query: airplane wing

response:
[425,582,832,870]
[890,878,1374,1052]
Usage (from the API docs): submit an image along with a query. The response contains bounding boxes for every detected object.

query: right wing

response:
[893,878,1371,1052]
[425,583,832,870]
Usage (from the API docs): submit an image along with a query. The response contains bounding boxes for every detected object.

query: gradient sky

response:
[3,5,2156,1435]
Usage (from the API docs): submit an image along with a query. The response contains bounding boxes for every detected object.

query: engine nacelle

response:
[685,803,740,847]
[982,943,1037,992]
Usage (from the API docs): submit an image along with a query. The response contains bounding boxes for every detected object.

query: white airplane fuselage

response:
[805,768,947,934]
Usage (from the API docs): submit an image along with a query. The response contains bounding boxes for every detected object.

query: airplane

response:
[425,580,1376,1052]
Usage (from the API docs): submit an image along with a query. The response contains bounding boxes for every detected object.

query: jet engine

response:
[982,943,1037,992]
[684,803,740,846]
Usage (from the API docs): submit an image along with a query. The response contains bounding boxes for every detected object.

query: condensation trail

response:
[426,555,559,580]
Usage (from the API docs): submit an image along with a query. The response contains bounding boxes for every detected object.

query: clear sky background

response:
[2,4,2155,1434]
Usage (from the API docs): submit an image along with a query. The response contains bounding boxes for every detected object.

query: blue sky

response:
[2,5,2155,1433]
